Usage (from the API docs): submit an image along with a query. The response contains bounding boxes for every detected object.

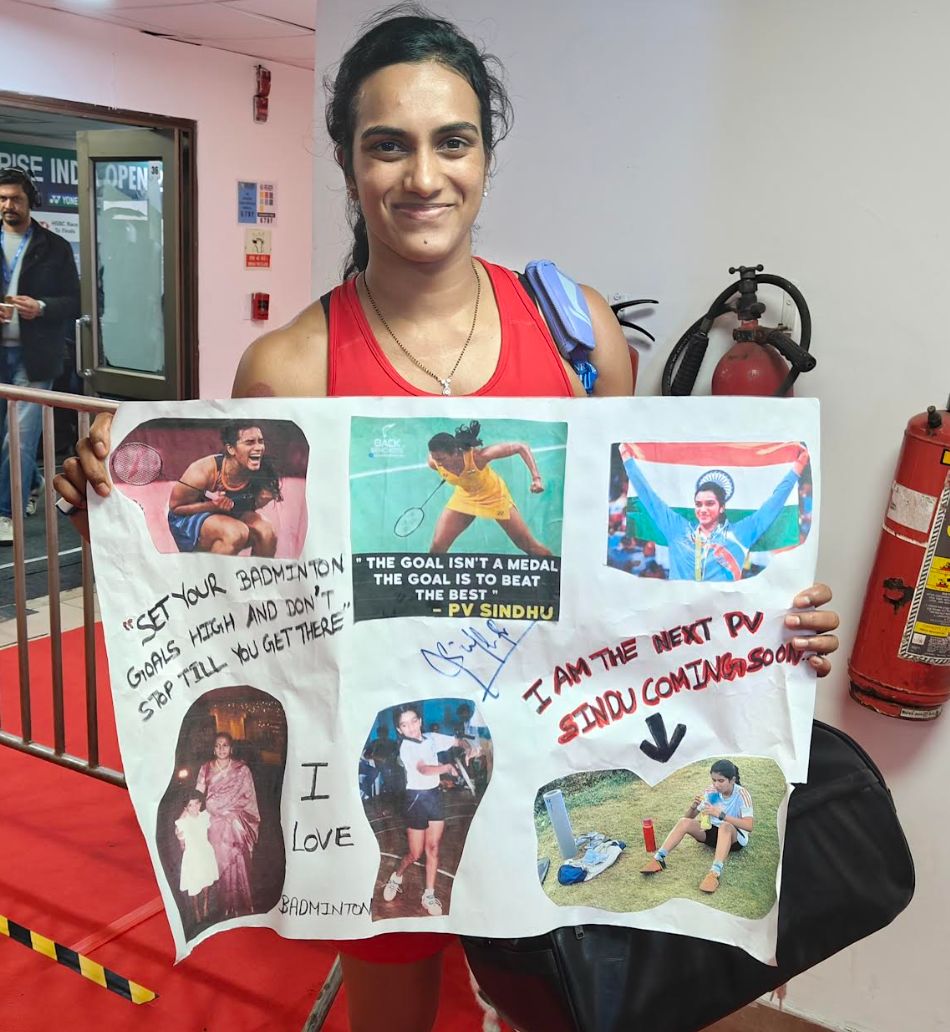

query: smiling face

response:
[396,709,423,741]
[186,797,201,817]
[227,427,265,472]
[213,735,232,761]
[348,60,487,268]
[694,490,724,531]
[0,183,31,232]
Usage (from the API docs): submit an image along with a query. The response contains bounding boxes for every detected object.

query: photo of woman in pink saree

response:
[195,731,261,920]
[157,686,287,940]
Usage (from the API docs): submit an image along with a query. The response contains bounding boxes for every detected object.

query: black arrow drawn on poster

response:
[639,714,686,763]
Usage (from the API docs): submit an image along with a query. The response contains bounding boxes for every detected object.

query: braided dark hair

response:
[427,419,482,454]
[452,420,482,448]
[710,759,740,784]
[325,3,513,278]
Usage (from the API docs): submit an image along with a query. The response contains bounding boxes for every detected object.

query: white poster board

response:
[90,396,819,962]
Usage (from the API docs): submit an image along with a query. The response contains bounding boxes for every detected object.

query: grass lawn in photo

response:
[535,757,786,919]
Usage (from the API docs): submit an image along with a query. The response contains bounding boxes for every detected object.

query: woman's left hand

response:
[530,475,544,494]
[785,582,840,677]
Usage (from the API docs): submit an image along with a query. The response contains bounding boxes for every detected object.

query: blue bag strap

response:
[522,260,598,395]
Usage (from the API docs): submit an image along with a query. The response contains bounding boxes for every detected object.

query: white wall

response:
[314,2,949,1030]
[2,0,315,399]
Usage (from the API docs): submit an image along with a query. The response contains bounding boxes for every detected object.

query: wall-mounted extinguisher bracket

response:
[730,264,767,322]
[662,264,815,398]
[848,397,950,720]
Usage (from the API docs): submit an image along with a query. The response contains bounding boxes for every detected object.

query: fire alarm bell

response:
[254,65,271,123]
[252,292,270,320]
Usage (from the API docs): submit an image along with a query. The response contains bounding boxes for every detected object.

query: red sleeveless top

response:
[326,259,572,966]
[327,259,576,397]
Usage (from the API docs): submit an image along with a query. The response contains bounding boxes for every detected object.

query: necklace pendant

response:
[440,379,452,396]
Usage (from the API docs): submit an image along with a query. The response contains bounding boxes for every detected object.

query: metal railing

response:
[0,382,122,786]
[0,383,345,1026]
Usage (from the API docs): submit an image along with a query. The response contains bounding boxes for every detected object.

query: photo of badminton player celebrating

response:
[167,422,283,556]
[426,420,551,556]
[377,703,474,919]
[618,442,810,581]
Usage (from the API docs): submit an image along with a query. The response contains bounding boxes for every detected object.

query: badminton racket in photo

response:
[110,442,163,485]
[454,755,476,797]
[393,479,446,538]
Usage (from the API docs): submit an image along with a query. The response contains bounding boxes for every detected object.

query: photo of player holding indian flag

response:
[611,442,812,581]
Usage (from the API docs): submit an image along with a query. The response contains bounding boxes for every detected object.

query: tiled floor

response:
[0,585,100,649]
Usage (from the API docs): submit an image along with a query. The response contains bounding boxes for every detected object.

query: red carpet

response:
[0,628,502,1031]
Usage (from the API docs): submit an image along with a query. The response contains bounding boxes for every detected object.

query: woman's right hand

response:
[206,491,235,511]
[53,411,115,540]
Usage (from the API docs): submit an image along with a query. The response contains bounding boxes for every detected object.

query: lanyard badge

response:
[0,227,32,294]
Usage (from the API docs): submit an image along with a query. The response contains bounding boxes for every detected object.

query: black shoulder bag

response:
[462,721,914,1032]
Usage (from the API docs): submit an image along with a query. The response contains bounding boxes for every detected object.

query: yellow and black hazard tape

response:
[1,914,157,1005]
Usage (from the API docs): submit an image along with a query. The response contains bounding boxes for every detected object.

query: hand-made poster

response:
[89,396,820,963]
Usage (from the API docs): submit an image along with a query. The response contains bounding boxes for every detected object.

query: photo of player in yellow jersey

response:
[426,420,551,556]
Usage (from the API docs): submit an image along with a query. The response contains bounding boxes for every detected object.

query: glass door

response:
[76,128,182,399]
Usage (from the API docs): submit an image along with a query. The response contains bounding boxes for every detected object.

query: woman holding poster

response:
[619,443,810,581]
[57,8,840,1030]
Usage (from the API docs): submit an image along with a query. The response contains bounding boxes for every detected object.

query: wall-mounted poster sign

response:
[90,396,821,966]
[0,140,78,210]
[237,180,257,224]
[244,228,272,269]
[1,140,80,266]
[256,181,277,224]
[237,180,277,225]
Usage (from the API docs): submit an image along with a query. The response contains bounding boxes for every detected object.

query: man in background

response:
[0,168,80,544]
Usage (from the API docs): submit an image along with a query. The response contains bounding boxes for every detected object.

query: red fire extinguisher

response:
[849,402,950,719]
[662,264,816,397]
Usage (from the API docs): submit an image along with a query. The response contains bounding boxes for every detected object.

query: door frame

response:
[0,90,198,399]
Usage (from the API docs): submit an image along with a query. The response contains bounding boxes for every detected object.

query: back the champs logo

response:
[370,423,404,459]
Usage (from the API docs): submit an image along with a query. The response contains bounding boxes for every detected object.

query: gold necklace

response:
[362,261,481,396]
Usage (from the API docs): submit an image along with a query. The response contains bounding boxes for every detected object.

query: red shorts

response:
[333,932,454,964]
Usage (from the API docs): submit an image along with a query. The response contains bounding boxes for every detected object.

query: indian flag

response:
[620,441,805,552]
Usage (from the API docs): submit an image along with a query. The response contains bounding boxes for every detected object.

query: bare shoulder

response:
[580,284,635,398]
[182,454,218,482]
[232,299,329,398]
